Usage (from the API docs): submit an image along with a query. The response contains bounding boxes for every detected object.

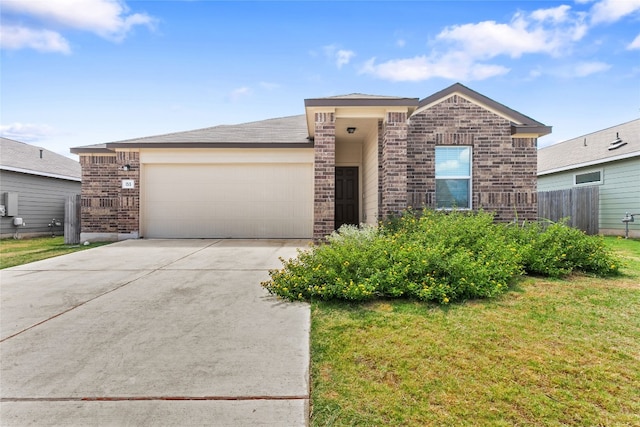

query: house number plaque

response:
[122,179,135,189]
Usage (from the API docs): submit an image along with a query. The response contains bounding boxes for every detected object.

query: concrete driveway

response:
[0,239,311,426]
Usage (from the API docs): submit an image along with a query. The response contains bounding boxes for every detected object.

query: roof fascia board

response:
[106,142,315,149]
[70,147,114,154]
[416,91,522,124]
[304,98,418,108]
[417,83,547,127]
[538,150,640,175]
[511,124,553,137]
[0,165,81,182]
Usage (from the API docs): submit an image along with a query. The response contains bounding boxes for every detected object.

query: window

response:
[435,146,471,209]
[574,170,602,186]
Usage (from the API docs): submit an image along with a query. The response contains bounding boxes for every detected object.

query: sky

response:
[1,0,639,159]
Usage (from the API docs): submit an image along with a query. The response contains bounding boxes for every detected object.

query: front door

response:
[335,167,359,230]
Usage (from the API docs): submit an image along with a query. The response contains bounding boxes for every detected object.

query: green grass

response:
[0,236,111,269]
[310,237,640,426]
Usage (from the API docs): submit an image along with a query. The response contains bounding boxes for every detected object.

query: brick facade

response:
[76,86,543,240]
[313,112,336,240]
[380,112,408,218]
[80,150,140,239]
[406,95,538,221]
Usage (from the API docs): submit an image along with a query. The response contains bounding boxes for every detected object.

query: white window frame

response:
[435,146,472,210]
[573,169,603,186]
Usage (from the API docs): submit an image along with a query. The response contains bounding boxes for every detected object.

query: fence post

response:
[65,194,81,244]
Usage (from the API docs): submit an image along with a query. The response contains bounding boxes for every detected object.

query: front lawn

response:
[0,236,110,269]
[310,237,640,425]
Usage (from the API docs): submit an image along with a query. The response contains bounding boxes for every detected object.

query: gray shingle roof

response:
[538,118,640,175]
[72,115,310,153]
[1,137,81,181]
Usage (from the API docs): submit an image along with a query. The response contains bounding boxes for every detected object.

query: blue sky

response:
[1,0,639,158]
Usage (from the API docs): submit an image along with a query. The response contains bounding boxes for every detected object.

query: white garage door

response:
[142,163,313,238]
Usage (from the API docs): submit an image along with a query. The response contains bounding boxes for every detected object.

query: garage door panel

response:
[143,164,313,238]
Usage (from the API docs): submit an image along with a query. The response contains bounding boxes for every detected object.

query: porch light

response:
[347,127,356,134]
[122,164,131,171]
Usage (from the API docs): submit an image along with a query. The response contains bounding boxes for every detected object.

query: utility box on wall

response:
[3,192,18,217]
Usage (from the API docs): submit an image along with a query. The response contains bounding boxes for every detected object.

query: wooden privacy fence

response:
[537,186,599,235]
[65,194,81,244]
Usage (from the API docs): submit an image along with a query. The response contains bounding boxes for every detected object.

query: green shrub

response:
[506,220,621,278]
[262,210,621,304]
[263,210,521,303]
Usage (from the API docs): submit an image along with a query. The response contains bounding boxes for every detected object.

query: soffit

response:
[304,93,419,139]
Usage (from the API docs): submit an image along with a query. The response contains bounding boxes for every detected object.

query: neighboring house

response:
[538,118,640,238]
[71,83,551,242]
[1,138,82,238]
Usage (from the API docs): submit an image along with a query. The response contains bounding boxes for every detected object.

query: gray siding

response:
[538,157,640,235]
[0,170,81,238]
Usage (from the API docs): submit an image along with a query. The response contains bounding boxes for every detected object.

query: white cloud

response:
[228,87,252,102]
[361,5,592,83]
[336,49,355,69]
[0,25,71,54]
[360,53,509,82]
[0,123,56,142]
[1,0,155,53]
[573,61,611,76]
[628,33,640,50]
[590,0,640,24]
[531,5,572,23]
[437,8,588,59]
[323,45,355,69]
[541,61,612,78]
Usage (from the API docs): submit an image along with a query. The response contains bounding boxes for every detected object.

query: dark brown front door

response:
[335,167,359,230]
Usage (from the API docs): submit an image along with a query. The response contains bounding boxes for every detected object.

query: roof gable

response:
[1,137,81,181]
[416,83,551,137]
[538,118,640,175]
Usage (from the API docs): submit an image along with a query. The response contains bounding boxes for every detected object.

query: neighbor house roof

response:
[1,137,81,181]
[418,83,552,137]
[71,115,311,154]
[538,118,640,175]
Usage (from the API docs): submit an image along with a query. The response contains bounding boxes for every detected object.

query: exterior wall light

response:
[122,164,131,171]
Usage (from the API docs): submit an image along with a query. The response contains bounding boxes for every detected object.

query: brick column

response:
[381,112,408,218]
[313,112,335,240]
[80,154,119,236]
[116,151,140,236]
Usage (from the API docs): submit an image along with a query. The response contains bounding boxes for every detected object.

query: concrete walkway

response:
[0,239,311,426]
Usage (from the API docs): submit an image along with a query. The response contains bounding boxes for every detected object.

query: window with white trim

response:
[435,146,472,209]
[574,170,602,186]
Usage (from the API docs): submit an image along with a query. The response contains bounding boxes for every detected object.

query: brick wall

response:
[117,151,140,234]
[380,112,408,218]
[80,150,140,236]
[313,112,336,239]
[406,95,538,221]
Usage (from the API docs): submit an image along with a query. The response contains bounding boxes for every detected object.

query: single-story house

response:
[71,83,551,242]
[538,118,640,238]
[1,137,82,239]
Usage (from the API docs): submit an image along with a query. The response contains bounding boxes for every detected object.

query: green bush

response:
[261,210,621,304]
[505,220,621,277]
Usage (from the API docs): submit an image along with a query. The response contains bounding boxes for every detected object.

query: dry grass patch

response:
[310,238,640,426]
